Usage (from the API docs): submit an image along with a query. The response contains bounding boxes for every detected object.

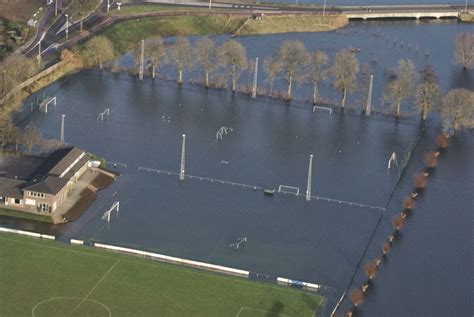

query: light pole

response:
[209,0,212,10]
[465,0,469,13]
[323,0,327,16]
[65,14,69,40]
[37,40,42,66]
[55,0,58,16]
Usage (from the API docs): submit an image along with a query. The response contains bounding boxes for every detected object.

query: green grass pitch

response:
[0,232,324,316]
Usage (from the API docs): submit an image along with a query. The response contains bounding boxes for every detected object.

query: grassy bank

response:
[102,15,247,54]
[459,13,474,22]
[236,14,349,35]
[0,231,324,316]
[109,4,230,15]
[0,207,53,223]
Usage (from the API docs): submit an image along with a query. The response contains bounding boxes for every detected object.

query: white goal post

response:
[102,201,120,222]
[278,185,300,195]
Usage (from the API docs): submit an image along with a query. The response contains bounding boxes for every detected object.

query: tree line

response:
[81,33,473,131]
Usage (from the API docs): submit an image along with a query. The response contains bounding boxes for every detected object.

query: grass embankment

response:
[236,15,349,35]
[101,15,247,53]
[459,13,474,22]
[110,4,230,15]
[0,232,324,316]
[0,207,53,223]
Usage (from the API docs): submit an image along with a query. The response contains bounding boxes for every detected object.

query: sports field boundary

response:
[0,226,336,296]
[0,226,55,240]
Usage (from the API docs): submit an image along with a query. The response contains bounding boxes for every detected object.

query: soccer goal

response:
[102,201,120,222]
[229,236,247,250]
[278,185,300,196]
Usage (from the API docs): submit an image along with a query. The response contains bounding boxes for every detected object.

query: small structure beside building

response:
[0,147,117,224]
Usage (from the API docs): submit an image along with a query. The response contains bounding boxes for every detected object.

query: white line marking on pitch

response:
[236,306,291,317]
[68,259,120,316]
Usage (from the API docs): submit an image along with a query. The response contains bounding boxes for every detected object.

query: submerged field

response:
[0,232,324,317]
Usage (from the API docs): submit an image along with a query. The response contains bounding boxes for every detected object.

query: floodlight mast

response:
[179,134,186,181]
[306,154,313,201]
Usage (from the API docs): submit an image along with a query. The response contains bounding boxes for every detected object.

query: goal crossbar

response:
[278,185,300,195]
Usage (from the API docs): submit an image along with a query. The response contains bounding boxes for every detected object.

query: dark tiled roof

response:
[49,148,85,177]
[0,177,24,199]
[30,147,80,179]
[23,176,68,195]
[0,147,88,197]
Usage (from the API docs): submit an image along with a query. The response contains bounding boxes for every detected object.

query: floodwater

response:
[3,20,473,316]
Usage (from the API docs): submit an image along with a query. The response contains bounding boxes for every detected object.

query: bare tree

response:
[423,150,439,168]
[22,124,42,154]
[364,260,379,280]
[415,66,440,121]
[331,49,360,109]
[219,39,247,93]
[439,89,474,132]
[308,50,329,105]
[392,213,406,232]
[384,59,417,118]
[263,56,282,96]
[0,113,16,149]
[350,288,364,308]
[168,37,191,85]
[277,40,310,99]
[1,54,39,102]
[413,172,428,189]
[454,32,474,69]
[194,37,217,88]
[81,36,114,70]
[403,196,416,210]
[68,0,100,32]
[435,133,450,149]
[146,36,166,79]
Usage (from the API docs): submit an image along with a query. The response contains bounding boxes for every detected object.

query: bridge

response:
[341,5,471,20]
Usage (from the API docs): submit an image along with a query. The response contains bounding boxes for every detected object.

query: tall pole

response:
[55,0,58,16]
[209,0,212,9]
[37,40,42,67]
[139,39,144,80]
[366,74,373,116]
[65,14,69,40]
[60,114,65,143]
[323,0,327,16]
[179,134,186,181]
[107,0,111,13]
[252,57,259,98]
[465,0,469,12]
[306,154,313,201]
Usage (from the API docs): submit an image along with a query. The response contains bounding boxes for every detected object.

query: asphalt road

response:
[22,0,473,61]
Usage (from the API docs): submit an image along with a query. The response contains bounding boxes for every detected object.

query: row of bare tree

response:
[91,33,470,130]
[346,133,451,317]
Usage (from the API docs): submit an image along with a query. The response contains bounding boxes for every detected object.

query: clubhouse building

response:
[0,147,114,223]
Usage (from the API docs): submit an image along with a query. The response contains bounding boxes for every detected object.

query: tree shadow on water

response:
[450,68,473,90]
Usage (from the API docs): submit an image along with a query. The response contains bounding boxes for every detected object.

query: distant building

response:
[0,147,89,216]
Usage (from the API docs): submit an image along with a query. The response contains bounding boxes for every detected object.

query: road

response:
[22,0,473,61]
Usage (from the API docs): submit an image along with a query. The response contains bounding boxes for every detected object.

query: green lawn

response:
[0,207,53,223]
[101,16,246,54]
[0,232,324,316]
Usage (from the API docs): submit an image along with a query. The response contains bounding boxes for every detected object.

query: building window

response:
[14,199,20,204]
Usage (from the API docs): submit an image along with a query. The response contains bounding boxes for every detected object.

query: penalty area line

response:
[236,306,291,317]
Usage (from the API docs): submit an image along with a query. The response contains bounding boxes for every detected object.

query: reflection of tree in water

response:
[450,68,474,90]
